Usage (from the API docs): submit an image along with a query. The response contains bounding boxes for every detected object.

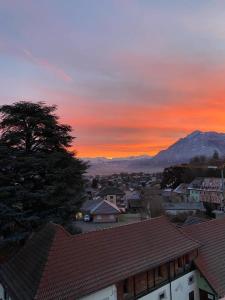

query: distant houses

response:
[164,177,225,210]
[163,202,205,216]
[125,190,142,211]
[188,177,224,209]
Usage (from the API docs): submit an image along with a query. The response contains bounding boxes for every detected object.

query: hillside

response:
[84,131,225,175]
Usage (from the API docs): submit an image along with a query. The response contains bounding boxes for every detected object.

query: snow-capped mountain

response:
[150,130,225,166]
[83,131,225,174]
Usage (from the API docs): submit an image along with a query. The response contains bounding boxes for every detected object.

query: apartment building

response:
[0,216,224,300]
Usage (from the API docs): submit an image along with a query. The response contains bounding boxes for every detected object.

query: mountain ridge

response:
[85,130,225,175]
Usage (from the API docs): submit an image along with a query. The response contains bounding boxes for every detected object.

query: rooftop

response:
[81,199,121,215]
[99,186,125,196]
[0,216,199,300]
[183,218,225,297]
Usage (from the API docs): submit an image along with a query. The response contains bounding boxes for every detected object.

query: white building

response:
[0,217,224,300]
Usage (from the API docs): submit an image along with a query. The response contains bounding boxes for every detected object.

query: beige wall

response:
[105,195,117,205]
[93,214,117,223]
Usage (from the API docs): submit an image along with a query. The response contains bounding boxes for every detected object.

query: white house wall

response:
[79,285,117,300]
[171,271,199,300]
[139,271,199,300]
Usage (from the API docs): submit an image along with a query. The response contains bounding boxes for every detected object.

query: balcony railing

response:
[117,262,194,300]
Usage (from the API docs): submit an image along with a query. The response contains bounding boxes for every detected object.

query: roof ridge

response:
[103,200,121,212]
[176,223,202,247]
[183,216,222,230]
[74,215,167,238]
[0,223,58,300]
[90,199,104,213]
[34,224,70,299]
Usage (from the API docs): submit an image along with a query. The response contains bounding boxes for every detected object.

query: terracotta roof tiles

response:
[0,216,200,300]
[183,218,225,298]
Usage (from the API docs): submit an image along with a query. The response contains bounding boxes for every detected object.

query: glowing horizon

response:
[1,1,225,158]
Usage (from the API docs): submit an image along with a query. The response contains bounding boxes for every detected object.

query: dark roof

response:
[163,202,205,211]
[81,199,101,212]
[91,200,120,215]
[99,186,124,196]
[188,177,204,189]
[173,183,189,194]
[0,217,200,300]
[0,224,57,300]
[182,216,209,227]
[183,218,225,297]
[81,199,120,215]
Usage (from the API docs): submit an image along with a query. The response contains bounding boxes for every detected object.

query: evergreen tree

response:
[212,150,219,161]
[0,101,87,242]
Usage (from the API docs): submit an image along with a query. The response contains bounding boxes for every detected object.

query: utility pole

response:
[220,165,225,210]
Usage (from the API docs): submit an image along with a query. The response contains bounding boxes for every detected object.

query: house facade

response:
[81,199,121,223]
[99,187,125,209]
[0,217,225,300]
[187,177,224,209]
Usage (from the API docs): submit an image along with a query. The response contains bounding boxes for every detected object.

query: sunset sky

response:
[1,1,225,158]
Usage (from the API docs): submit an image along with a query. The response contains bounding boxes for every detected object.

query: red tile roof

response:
[183,218,225,298]
[0,216,200,300]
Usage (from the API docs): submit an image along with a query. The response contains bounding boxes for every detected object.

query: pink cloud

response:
[22,49,72,82]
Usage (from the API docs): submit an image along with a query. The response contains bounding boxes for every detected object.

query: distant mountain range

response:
[84,131,225,175]
[83,155,153,175]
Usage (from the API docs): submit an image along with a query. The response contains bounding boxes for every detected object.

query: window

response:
[188,275,194,285]
[123,279,129,294]
[189,291,194,300]
[159,291,166,299]
[185,254,190,264]
[178,257,183,268]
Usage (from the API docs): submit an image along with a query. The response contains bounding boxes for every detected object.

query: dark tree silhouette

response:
[0,101,87,244]
[0,101,73,153]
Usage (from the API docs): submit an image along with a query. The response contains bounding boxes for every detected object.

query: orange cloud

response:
[36,54,225,158]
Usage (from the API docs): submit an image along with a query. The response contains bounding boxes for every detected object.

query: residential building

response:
[173,183,189,201]
[81,199,121,223]
[183,218,225,300]
[1,216,225,300]
[163,202,205,216]
[125,190,142,211]
[188,178,204,202]
[99,187,125,209]
[188,177,225,209]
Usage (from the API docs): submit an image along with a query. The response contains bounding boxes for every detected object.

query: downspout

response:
[168,262,172,300]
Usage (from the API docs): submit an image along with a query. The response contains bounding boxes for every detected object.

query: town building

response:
[163,202,205,216]
[188,178,224,209]
[99,187,126,210]
[125,190,142,211]
[173,183,189,201]
[0,216,225,300]
[183,218,225,300]
[81,199,121,223]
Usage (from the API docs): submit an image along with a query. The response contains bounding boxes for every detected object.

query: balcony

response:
[117,259,195,300]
